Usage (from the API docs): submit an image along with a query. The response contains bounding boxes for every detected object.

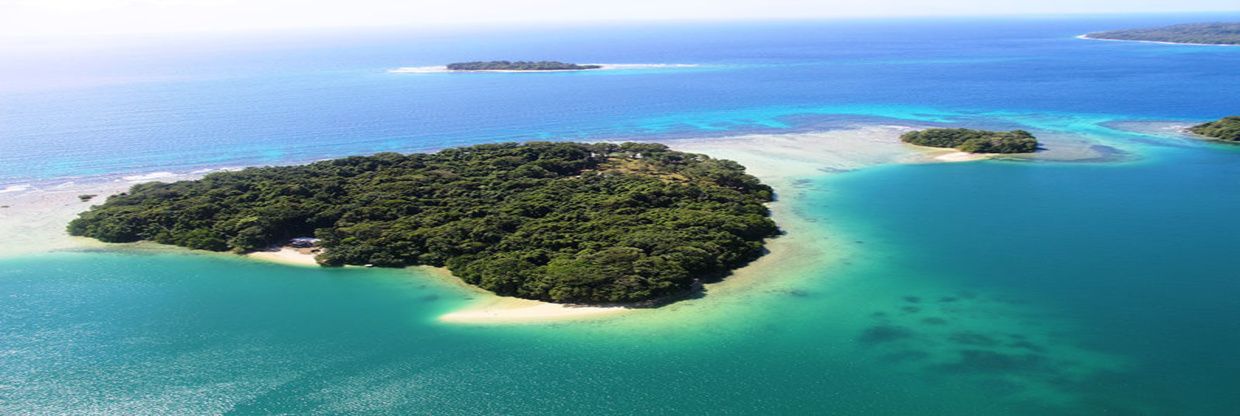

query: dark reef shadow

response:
[882,350,931,363]
[948,331,1001,347]
[934,349,1051,376]
[858,325,916,345]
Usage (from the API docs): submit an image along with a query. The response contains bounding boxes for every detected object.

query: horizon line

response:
[3,10,1239,45]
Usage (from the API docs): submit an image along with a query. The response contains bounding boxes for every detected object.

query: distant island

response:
[446,61,603,71]
[1189,116,1240,142]
[68,142,778,304]
[1084,23,1240,45]
[900,128,1039,153]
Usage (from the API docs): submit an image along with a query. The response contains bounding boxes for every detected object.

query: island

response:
[1189,116,1240,142]
[67,142,779,304]
[1083,23,1240,45]
[446,61,603,71]
[900,128,1039,153]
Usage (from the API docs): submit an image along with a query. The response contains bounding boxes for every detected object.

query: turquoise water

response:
[4,138,1237,414]
[3,16,1240,414]
[811,142,1240,414]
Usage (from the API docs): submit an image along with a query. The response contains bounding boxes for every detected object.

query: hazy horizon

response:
[2,0,1239,40]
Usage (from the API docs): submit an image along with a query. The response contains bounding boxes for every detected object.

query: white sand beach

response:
[439,297,628,324]
[246,247,322,267]
[934,151,992,162]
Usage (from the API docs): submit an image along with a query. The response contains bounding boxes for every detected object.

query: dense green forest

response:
[1087,23,1240,45]
[69,142,779,304]
[446,61,602,71]
[900,128,1039,153]
[1189,116,1240,141]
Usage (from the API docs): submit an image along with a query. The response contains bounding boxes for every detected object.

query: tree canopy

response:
[68,142,779,304]
[1189,116,1240,142]
[446,61,602,71]
[900,128,1038,154]
[1087,23,1240,45]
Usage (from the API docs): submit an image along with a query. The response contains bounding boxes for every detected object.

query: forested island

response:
[1085,23,1240,45]
[900,128,1039,153]
[1189,116,1240,142]
[68,142,779,304]
[446,61,603,71]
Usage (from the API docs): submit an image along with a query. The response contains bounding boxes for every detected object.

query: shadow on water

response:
[936,349,1048,374]
[949,331,1001,347]
[858,324,916,346]
[851,291,1150,414]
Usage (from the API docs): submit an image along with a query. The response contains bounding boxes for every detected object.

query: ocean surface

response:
[2,15,1240,415]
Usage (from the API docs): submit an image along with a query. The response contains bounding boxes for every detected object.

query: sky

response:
[1,0,1239,38]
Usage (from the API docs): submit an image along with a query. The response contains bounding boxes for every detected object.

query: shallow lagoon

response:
[3,136,1238,414]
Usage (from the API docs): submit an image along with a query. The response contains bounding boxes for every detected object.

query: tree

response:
[68,142,779,304]
[901,128,1038,154]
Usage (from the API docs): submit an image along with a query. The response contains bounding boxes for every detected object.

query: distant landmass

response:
[1189,116,1240,142]
[446,61,603,71]
[900,128,1039,154]
[68,142,778,304]
[1084,23,1240,45]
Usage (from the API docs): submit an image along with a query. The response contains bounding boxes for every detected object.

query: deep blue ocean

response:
[2,15,1238,184]
[2,15,1239,415]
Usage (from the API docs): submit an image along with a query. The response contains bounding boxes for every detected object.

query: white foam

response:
[123,171,177,182]
[387,65,448,73]
[0,184,32,193]
[190,166,245,175]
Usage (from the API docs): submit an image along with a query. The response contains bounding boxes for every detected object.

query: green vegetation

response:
[446,61,603,71]
[68,142,778,304]
[900,128,1038,154]
[1189,116,1240,142]
[1087,23,1240,45]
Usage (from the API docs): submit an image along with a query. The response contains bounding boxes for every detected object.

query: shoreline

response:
[240,246,633,323]
[1075,34,1240,47]
[0,123,1132,324]
[0,173,207,258]
[438,298,629,323]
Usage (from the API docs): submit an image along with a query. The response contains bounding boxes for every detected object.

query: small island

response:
[68,142,778,304]
[1189,116,1240,142]
[446,61,603,71]
[900,128,1039,153]
[1084,23,1240,45]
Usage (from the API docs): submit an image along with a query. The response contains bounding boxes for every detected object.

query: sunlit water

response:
[2,15,1239,414]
